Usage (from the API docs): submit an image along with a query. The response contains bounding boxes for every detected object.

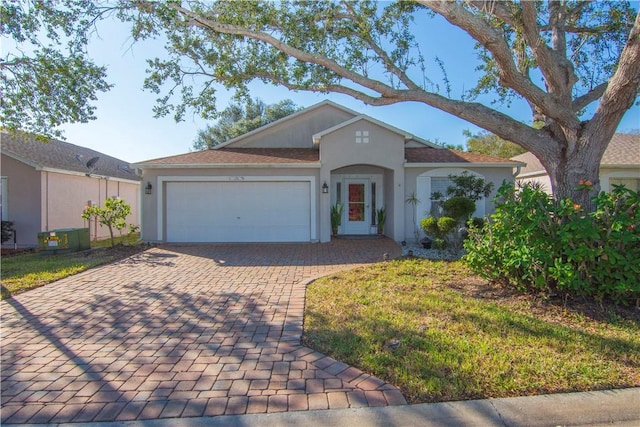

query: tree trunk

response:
[536,131,608,211]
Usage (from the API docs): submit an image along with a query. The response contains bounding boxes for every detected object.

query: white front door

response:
[344,179,371,235]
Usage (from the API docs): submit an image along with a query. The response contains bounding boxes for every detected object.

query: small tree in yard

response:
[82,197,131,248]
[446,172,495,203]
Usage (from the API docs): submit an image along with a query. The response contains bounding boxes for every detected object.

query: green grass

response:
[1,233,143,300]
[303,258,640,403]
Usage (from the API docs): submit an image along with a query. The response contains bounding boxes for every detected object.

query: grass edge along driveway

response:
[1,237,144,300]
[303,258,640,404]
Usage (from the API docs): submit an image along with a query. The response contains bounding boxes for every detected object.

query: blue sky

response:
[57,10,640,164]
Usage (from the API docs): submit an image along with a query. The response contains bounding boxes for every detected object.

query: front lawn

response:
[303,258,640,403]
[1,234,144,300]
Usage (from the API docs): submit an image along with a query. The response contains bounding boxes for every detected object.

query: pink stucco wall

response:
[2,154,140,247]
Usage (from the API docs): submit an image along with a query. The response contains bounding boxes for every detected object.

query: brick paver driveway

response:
[1,239,405,424]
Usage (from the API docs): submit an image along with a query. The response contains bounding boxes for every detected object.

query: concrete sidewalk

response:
[30,388,639,427]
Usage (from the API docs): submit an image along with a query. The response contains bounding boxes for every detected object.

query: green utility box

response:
[37,228,90,254]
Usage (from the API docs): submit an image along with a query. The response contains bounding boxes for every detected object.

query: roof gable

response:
[1,131,140,181]
[312,115,440,148]
[215,100,359,149]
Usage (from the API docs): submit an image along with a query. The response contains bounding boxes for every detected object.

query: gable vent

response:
[355,130,369,144]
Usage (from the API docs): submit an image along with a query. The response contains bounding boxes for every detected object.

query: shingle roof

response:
[511,151,544,174]
[405,147,518,164]
[1,131,140,181]
[137,146,518,167]
[135,148,320,165]
[512,133,640,174]
[602,133,640,165]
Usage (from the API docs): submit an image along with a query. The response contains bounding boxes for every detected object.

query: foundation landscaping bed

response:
[302,258,640,404]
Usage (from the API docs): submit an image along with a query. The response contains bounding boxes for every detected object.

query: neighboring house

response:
[1,131,141,248]
[134,101,522,244]
[512,133,640,194]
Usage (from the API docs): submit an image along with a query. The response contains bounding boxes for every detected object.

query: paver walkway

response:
[1,239,405,424]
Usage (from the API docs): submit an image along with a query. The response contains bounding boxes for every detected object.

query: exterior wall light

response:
[145,182,153,195]
[322,181,329,194]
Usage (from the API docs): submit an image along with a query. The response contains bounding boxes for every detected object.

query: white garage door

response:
[165,181,311,242]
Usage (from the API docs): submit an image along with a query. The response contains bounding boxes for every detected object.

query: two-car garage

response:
[163,178,314,243]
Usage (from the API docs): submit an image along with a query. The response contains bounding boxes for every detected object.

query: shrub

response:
[442,196,476,221]
[467,217,485,229]
[464,183,640,305]
[420,216,463,251]
[420,216,457,238]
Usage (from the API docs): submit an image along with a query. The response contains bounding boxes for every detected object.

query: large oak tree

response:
[119,0,639,208]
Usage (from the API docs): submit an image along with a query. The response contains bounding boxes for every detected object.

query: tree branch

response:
[422,0,580,129]
[520,1,576,105]
[585,10,640,140]
[341,1,420,91]
[572,82,607,111]
[169,3,400,100]
[252,71,553,154]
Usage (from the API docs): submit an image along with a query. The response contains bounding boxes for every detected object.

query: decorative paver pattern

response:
[1,239,405,423]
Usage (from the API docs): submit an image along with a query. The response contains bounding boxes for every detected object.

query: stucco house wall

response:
[319,119,405,242]
[2,154,41,246]
[134,101,521,245]
[1,132,141,248]
[222,107,355,149]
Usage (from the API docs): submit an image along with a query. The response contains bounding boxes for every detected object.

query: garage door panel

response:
[166,181,311,242]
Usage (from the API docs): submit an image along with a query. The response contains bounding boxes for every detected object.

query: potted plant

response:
[330,203,344,236]
[376,207,386,235]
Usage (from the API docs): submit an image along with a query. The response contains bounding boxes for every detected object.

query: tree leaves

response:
[192,97,301,150]
[1,1,113,138]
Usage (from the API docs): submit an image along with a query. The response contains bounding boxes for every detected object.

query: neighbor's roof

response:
[1,131,140,181]
[602,133,640,165]
[512,133,640,175]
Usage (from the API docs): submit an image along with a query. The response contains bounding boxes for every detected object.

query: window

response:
[1,176,7,221]
[429,177,454,216]
[416,169,487,221]
[610,177,640,192]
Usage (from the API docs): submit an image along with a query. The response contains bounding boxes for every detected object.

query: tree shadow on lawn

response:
[303,298,640,404]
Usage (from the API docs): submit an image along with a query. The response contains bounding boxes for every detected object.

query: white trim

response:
[406,162,523,168]
[157,175,317,242]
[213,100,360,149]
[516,170,549,179]
[133,163,320,169]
